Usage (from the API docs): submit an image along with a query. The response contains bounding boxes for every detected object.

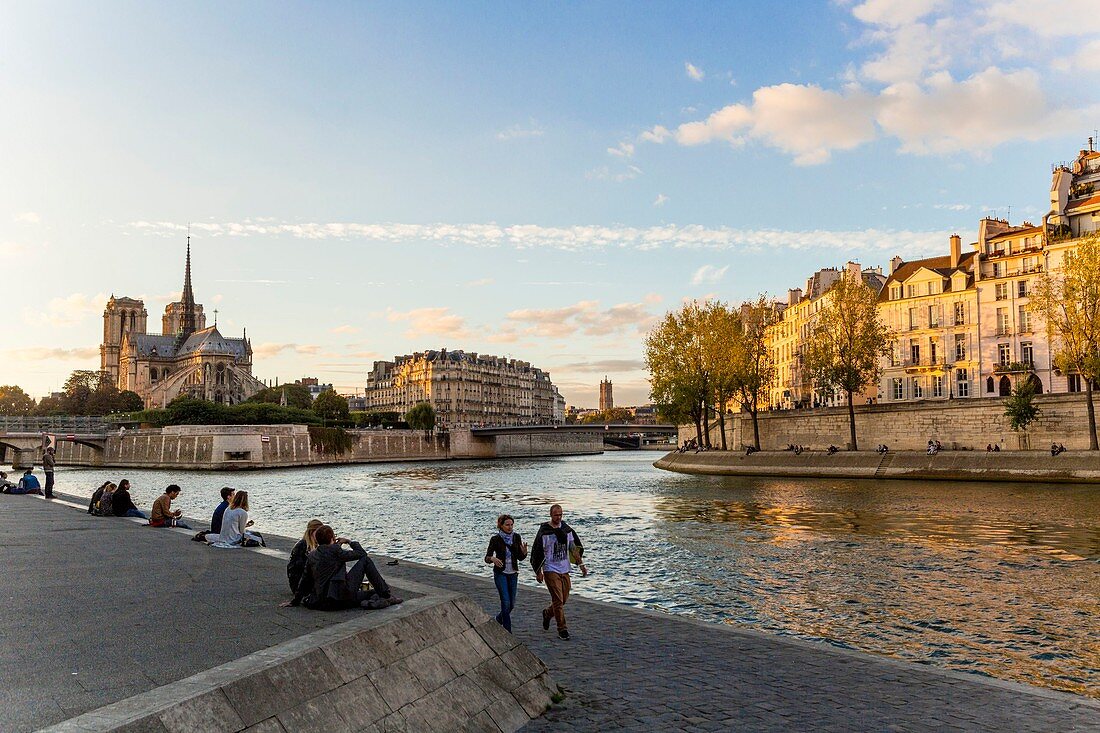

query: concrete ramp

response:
[40,590,557,733]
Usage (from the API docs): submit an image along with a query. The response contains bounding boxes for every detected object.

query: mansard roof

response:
[877,251,977,301]
[177,326,250,357]
[1067,194,1100,212]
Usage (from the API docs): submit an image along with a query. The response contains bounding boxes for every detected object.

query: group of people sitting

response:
[0,469,41,494]
[282,519,402,611]
[927,439,943,455]
[1050,442,1067,456]
[87,480,191,527]
[193,487,265,547]
[677,439,703,453]
[985,443,1002,452]
[875,444,890,454]
[783,444,806,454]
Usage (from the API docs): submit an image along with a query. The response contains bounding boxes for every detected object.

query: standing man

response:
[531,503,587,640]
[42,447,56,499]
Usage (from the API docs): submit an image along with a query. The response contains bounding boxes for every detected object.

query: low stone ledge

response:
[41,592,557,733]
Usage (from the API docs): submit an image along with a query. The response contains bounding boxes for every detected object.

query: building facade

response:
[364,349,565,427]
[100,242,264,408]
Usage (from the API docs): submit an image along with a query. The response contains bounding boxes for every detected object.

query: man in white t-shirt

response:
[531,503,587,640]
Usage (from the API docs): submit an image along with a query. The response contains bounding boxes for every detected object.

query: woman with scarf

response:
[484,514,528,632]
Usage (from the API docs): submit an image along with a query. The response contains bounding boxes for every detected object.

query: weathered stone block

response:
[500,645,547,681]
[112,716,171,733]
[433,628,494,675]
[451,596,490,627]
[441,675,492,718]
[367,659,427,711]
[484,693,529,733]
[321,631,387,683]
[158,689,244,733]
[511,675,554,718]
[265,649,345,711]
[221,669,284,726]
[462,710,502,733]
[242,718,288,733]
[327,676,391,729]
[277,693,352,733]
[404,646,459,692]
[473,620,519,656]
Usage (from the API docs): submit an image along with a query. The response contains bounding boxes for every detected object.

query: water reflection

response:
[29,453,1100,699]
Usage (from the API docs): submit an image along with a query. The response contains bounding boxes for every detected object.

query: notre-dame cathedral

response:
[100,241,265,408]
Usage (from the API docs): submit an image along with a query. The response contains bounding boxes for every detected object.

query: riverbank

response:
[5,492,1097,732]
[655,448,1100,483]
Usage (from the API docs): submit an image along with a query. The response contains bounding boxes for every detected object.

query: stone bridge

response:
[0,417,110,469]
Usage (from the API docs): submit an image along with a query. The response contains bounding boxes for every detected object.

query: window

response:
[932,375,944,398]
[1017,280,1028,298]
[998,343,1011,365]
[908,308,918,330]
[1022,256,1038,274]
[995,282,1008,300]
[996,308,1010,335]
[1021,342,1034,367]
[1068,374,1083,393]
[892,378,904,400]
[928,305,940,327]
[993,262,1005,277]
[1018,305,1032,333]
[911,377,923,398]
[906,284,917,298]
[956,369,969,397]
[986,376,995,393]
[926,281,936,296]
[954,302,965,325]
[910,340,920,364]
[891,286,901,300]
[930,342,938,364]
[954,333,966,360]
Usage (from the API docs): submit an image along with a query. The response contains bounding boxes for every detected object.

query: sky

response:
[2,1,1099,406]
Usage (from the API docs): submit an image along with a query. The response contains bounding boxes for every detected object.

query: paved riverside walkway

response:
[2,493,1097,733]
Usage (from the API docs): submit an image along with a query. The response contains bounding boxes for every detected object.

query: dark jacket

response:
[112,488,138,517]
[211,501,230,534]
[287,539,310,594]
[530,521,583,573]
[292,541,366,610]
[43,452,55,472]
[485,532,527,573]
[88,485,106,514]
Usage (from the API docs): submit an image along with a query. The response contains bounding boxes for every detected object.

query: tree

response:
[579,407,633,424]
[700,301,741,450]
[802,274,892,451]
[731,297,777,451]
[33,394,65,416]
[0,385,36,416]
[1004,378,1041,433]
[645,302,710,446]
[405,402,436,432]
[247,384,314,410]
[313,390,350,422]
[1032,236,1100,450]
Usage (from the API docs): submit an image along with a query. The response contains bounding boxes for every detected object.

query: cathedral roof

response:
[128,333,180,358]
[177,326,249,357]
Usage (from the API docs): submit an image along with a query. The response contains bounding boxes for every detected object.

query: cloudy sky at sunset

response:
[3,1,1099,405]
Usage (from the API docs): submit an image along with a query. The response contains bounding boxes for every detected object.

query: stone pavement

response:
[3,492,1098,732]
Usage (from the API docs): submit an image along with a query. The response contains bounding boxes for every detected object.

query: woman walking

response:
[484,514,527,632]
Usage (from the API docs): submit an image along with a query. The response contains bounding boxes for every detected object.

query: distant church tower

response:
[599,377,614,411]
[162,237,206,337]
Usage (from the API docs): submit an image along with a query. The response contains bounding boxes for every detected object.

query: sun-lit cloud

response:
[330,324,360,334]
[465,277,494,287]
[608,141,635,158]
[386,306,471,340]
[14,212,40,224]
[506,298,660,339]
[685,62,705,81]
[551,358,647,373]
[253,342,321,358]
[21,292,110,329]
[11,346,99,361]
[653,193,670,207]
[690,264,729,286]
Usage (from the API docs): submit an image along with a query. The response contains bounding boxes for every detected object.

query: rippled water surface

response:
[37,453,1100,697]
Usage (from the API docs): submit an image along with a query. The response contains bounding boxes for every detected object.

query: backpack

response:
[95,491,115,517]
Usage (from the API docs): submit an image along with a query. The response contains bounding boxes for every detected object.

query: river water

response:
[30,452,1100,698]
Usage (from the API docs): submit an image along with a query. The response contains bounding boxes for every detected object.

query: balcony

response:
[993,361,1035,374]
[996,328,1013,337]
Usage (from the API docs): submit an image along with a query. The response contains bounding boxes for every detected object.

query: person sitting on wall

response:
[826,445,839,455]
[112,479,148,519]
[745,445,758,455]
[986,444,993,452]
[149,485,191,528]
[0,471,15,492]
[11,468,42,495]
[281,525,402,611]
[993,444,1001,452]
[794,445,803,455]
[1058,443,1066,454]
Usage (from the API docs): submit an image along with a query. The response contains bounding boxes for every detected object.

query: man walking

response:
[531,503,587,640]
[42,447,56,499]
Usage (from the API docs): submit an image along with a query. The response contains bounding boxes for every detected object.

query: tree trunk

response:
[847,389,857,451]
[751,406,761,450]
[717,406,727,450]
[1088,379,1098,450]
[702,400,712,448]
[692,406,703,446]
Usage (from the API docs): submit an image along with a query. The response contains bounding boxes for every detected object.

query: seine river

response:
[41,452,1100,698]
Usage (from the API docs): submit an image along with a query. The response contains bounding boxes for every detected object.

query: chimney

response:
[890,256,904,274]
[949,234,961,268]
[788,288,802,306]
[846,260,861,280]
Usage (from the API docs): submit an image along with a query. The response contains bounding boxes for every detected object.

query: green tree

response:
[247,384,314,409]
[731,297,778,451]
[405,402,437,432]
[33,394,65,416]
[645,302,710,446]
[1004,378,1041,433]
[1032,236,1100,450]
[579,407,633,424]
[113,390,145,413]
[0,385,36,415]
[313,390,350,422]
[700,301,741,450]
[802,274,892,451]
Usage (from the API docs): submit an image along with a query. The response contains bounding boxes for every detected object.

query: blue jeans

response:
[493,570,518,632]
[124,508,148,519]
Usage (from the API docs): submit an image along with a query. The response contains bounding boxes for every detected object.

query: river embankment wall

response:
[685,393,1096,452]
[48,425,603,470]
[655,449,1100,483]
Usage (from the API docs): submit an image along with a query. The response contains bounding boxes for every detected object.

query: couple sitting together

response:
[202,487,264,548]
[282,519,402,611]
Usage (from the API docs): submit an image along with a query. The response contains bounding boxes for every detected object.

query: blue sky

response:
[3,1,1098,405]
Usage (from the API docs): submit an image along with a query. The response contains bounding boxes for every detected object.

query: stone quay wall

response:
[50,425,601,470]
[685,393,1097,452]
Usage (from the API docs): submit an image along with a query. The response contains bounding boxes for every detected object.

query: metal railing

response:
[0,416,112,433]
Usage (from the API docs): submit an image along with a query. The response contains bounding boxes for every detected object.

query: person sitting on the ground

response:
[0,471,15,492]
[111,479,147,519]
[282,525,402,611]
[1058,443,1066,454]
[205,490,264,547]
[94,482,118,515]
[794,445,803,455]
[745,445,758,455]
[192,486,236,541]
[1051,442,1060,456]
[88,481,112,513]
[12,468,42,495]
[993,444,1001,452]
[288,519,325,594]
[149,485,191,528]
[827,445,839,455]
[986,443,993,452]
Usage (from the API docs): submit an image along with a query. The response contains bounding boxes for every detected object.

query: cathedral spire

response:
[180,231,198,337]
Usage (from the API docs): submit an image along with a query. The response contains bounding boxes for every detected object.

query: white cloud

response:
[506,298,660,339]
[653,193,669,207]
[14,212,40,224]
[639,125,671,144]
[119,219,947,257]
[685,62,705,81]
[690,264,729,286]
[852,0,943,28]
[253,342,320,358]
[608,141,635,158]
[11,346,99,362]
[585,165,642,182]
[496,122,545,141]
[933,203,970,211]
[22,291,109,328]
[386,306,470,340]
[329,324,360,334]
[465,277,495,287]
